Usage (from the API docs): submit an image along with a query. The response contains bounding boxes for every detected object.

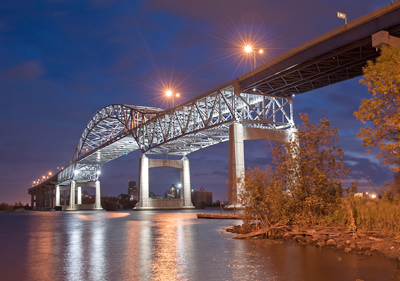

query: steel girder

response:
[55,86,293,184]
[133,84,294,155]
[58,104,162,184]
[240,14,400,97]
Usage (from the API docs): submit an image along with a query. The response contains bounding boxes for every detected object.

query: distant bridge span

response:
[29,1,400,210]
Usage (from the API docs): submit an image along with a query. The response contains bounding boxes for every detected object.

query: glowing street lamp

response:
[165,90,180,108]
[244,45,264,69]
[337,12,347,25]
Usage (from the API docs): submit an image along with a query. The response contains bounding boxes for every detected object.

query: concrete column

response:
[182,156,192,207]
[68,180,76,210]
[228,123,245,206]
[138,155,149,207]
[95,181,102,209]
[55,185,60,206]
[77,186,82,205]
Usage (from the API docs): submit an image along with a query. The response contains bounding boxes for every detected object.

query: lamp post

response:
[337,12,347,25]
[165,90,180,108]
[244,45,264,69]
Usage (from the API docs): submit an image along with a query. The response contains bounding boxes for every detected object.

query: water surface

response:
[0,209,398,281]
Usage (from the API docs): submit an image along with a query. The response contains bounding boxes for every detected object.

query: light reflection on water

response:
[0,210,398,281]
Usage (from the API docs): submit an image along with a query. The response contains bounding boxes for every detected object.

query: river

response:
[0,209,398,281]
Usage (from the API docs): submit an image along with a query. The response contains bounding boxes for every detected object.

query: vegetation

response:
[241,113,352,230]
[0,201,28,211]
[240,46,400,237]
[240,114,400,237]
[354,45,400,172]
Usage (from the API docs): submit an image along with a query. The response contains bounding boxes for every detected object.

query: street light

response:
[337,12,347,25]
[244,45,264,69]
[165,90,180,108]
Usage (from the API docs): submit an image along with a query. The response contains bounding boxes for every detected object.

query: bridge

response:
[28,1,400,210]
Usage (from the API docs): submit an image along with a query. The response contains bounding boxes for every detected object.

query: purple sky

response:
[0,0,393,204]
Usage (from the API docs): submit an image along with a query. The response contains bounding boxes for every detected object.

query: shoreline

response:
[226,224,400,261]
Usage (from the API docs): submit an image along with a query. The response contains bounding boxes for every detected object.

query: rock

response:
[283,232,291,238]
[312,233,321,239]
[364,251,371,256]
[294,235,305,242]
[320,234,328,241]
[344,247,352,253]
[350,243,356,249]
[326,239,336,246]
[356,279,364,281]
[337,241,346,247]
[351,234,358,239]
[306,228,316,235]
[317,241,326,247]
[345,240,351,244]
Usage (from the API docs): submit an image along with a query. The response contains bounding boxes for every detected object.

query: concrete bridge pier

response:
[94,181,102,209]
[67,180,76,210]
[134,154,194,210]
[55,185,60,206]
[77,186,82,205]
[226,123,297,210]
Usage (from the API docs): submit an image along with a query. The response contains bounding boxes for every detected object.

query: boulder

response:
[344,247,352,253]
[326,239,336,246]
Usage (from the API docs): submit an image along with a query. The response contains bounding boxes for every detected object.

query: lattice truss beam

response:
[133,85,294,155]
[58,164,102,184]
[58,105,162,184]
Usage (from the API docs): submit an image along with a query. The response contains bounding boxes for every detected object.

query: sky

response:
[0,0,395,204]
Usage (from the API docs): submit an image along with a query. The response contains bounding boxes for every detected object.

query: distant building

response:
[128,181,138,201]
[191,186,212,206]
[165,184,180,199]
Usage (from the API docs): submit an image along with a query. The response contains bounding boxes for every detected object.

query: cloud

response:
[0,60,45,81]
[344,154,393,185]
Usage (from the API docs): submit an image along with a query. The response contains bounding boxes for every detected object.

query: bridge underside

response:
[241,7,400,96]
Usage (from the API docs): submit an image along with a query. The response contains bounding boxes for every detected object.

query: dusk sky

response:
[0,0,394,205]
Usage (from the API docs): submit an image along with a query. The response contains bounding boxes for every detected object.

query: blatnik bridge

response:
[29,1,400,210]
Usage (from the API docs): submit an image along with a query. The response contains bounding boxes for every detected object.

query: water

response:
[0,209,398,281]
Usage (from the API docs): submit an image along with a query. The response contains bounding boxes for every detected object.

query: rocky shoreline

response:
[226,224,400,260]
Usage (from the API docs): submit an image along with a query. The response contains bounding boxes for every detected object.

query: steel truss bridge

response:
[29,1,400,210]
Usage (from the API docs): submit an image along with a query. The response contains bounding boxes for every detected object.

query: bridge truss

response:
[57,83,294,184]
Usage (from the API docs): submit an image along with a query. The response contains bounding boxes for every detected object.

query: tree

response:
[354,45,400,172]
[242,113,350,226]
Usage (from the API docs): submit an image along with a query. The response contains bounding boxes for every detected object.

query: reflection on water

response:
[26,213,57,281]
[90,215,106,281]
[0,210,398,281]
